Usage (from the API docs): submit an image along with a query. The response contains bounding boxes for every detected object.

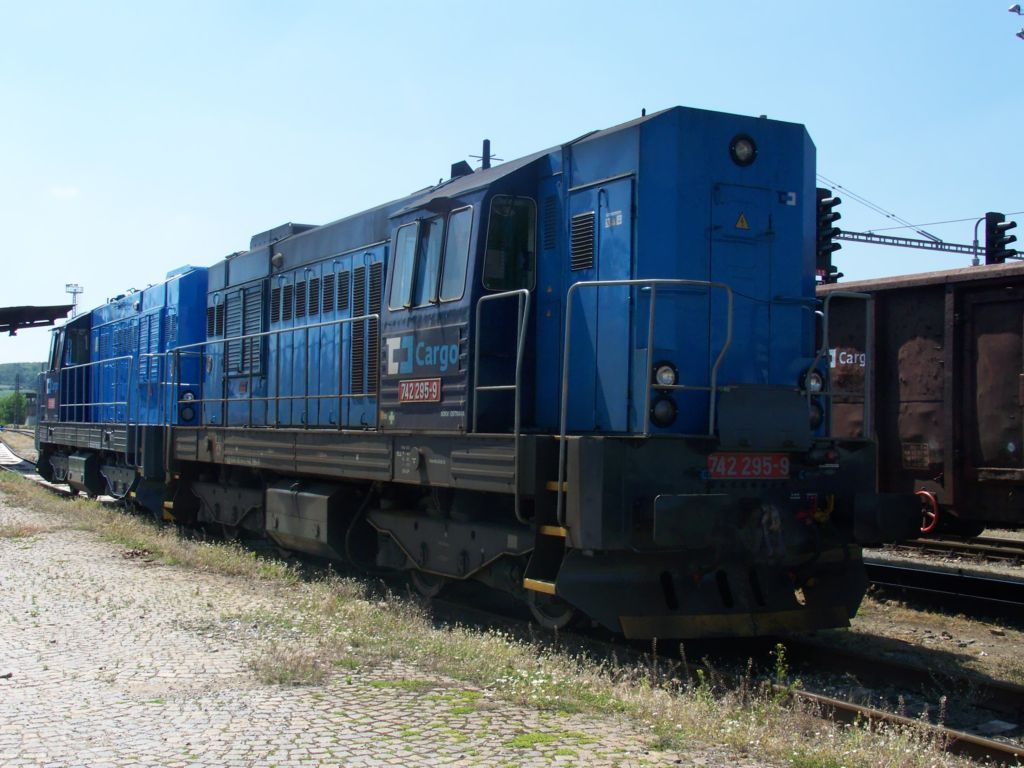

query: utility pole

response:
[65,283,83,317]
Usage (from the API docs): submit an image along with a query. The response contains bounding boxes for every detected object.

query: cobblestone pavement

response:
[0,492,759,768]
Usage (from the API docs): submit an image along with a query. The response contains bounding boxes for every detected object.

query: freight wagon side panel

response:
[960,283,1024,524]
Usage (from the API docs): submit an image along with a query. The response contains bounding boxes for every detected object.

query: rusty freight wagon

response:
[820,262,1024,535]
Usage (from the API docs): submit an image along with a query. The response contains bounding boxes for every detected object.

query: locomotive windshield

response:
[389,208,476,309]
[483,195,535,291]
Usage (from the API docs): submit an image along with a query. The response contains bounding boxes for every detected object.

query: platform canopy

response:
[0,305,73,335]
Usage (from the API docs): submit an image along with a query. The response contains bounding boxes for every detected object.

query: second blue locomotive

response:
[36,106,918,638]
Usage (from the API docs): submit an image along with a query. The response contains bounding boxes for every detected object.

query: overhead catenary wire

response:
[816,174,941,241]
[864,211,1024,234]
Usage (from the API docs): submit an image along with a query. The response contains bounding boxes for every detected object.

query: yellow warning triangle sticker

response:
[735,213,750,230]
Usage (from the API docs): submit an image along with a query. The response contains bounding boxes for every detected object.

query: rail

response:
[471,289,531,524]
[812,291,873,438]
[555,279,734,525]
[167,313,381,430]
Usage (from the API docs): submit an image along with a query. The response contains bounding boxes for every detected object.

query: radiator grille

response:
[570,211,596,271]
[368,261,382,395]
[295,280,307,318]
[308,277,320,316]
[351,266,367,395]
[225,292,244,372]
[270,286,281,323]
[321,273,335,313]
[543,195,557,250]
[283,284,293,322]
[338,270,350,312]
[242,284,263,373]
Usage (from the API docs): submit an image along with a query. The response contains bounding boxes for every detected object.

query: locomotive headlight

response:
[181,390,196,402]
[809,399,824,430]
[803,370,824,394]
[653,362,678,389]
[650,396,678,427]
[730,134,758,166]
[180,406,195,422]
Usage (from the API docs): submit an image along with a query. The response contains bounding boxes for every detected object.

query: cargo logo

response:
[385,335,414,375]
[829,348,866,368]
[386,335,460,375]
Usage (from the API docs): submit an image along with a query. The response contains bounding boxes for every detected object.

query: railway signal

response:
[816,188,843,283]
[984,211,1018,264]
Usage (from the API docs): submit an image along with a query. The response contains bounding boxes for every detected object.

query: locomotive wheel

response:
[917,490,939,534]
[409,569,447,599]
[526,591,577,631]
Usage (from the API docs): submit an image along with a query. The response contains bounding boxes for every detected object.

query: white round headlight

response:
[805,371,824,393]
[654,363,677,388]
[730,135,758,166]
[181,390,196,401]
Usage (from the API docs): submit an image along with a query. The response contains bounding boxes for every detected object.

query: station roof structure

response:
[0,305,73,335]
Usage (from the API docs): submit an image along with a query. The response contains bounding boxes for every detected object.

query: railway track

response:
[892,536,1024,563]
[865,558,1024,618]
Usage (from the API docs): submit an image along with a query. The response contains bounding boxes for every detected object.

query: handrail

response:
[811,291,873,439]
[52,354,136,464]
[471,288,532,524]
[168,313,381,429]
[555,278,734,526]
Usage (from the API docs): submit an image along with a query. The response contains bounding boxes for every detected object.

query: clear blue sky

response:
[1,1,1020,363]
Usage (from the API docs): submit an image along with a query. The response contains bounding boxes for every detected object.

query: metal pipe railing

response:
[471,288,532,524]
[168,313,381,430]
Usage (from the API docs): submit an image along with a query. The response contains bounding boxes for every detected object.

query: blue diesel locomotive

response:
[37,107,917,638]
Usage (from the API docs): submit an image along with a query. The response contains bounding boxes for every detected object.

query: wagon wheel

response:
[526,590,577,631]
[409,569,447,599]
[916,490,940,534]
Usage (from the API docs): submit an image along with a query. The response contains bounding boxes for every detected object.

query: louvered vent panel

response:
[225,293,243,373]
[137,316,150,382]
[308,277,320,316]
[167,313,178,346]
[543,195,557,250]
[283,284,293,321]
[367,262,383,395]
[148,315,161,381]
[206,306,215,337]
[215,304,225,336]
[295,280,307,318]
[338,270,350,312]
[242,285,263,373]
[570,212,596,271]
[270,287,281,323]
[351,266,367,395]
[322,274,335,313]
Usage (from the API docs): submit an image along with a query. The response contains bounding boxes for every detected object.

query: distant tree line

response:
[0,392,27,424]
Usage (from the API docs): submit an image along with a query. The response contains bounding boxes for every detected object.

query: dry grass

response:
[0,470,978,768]
[0,520,48,538]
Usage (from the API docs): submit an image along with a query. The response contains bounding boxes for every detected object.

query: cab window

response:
[482,196,536,291]
[440,207,473,301]
[412,217,444,306]
[389,222,419,309]
[389,207,474,310]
